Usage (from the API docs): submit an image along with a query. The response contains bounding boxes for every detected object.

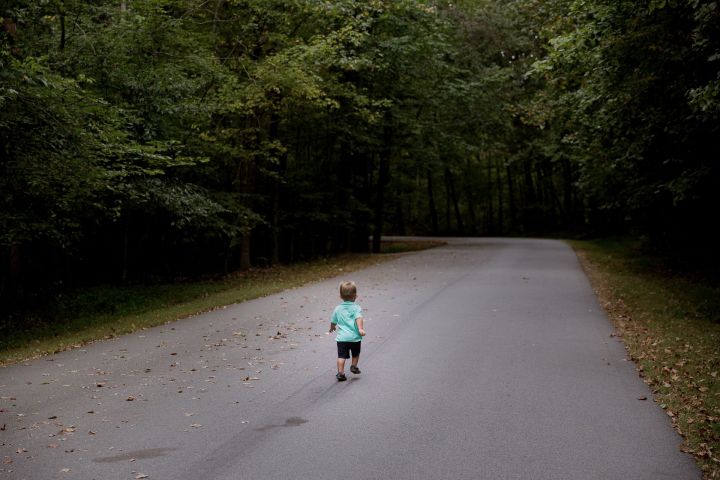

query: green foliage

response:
[1,0,717,305]
[0,52,107,248]
[518,0,719,248]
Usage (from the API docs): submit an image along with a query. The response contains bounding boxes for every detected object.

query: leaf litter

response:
[576,246,720,479]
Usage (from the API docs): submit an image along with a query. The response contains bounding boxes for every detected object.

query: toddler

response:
[329,281,365,381]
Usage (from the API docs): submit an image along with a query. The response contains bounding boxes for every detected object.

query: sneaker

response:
[350,365,361,374]
[336,372,347,382]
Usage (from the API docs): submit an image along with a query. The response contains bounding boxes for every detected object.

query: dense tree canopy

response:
[1,0,718,303]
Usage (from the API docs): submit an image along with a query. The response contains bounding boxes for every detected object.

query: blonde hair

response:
[339,281,357,301]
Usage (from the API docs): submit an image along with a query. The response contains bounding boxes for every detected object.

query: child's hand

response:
[329,324,336,333]
[359,329,366,337]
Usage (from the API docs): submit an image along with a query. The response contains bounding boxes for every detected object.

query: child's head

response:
[339,281,357,301]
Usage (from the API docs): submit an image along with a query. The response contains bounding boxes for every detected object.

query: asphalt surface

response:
[0,238,700,479]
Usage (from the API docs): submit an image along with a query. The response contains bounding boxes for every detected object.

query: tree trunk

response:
[372,151,389,253]
[426,169,439,234]
[239,234,251,270]
[485,157,494,234]
[59,2,66,51]
[561,157,574,228]
[547,169,563,227]
[269,112,286,265]
[445,167,464,235]
[522,157,537,231]
[506,163,517,232]
[444,171,451,232]
[372,117,392,253]
[464,159,477,234]
[270,196,279,260]
[495,158,504,233]
[338,137,352,252]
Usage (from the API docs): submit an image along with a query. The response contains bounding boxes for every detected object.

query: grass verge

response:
[570,238,720,479]
[1,241,444,366]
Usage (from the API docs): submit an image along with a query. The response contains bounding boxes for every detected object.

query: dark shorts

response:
[337,341,361,359]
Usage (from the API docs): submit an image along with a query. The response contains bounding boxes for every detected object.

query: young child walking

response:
[329,281,365,381]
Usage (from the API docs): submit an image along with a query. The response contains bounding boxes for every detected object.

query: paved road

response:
[1,238,699,479]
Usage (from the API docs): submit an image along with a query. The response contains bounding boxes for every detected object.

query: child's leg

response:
[337,357,346,373]
[351,342,361,367]
[349,342,361,373]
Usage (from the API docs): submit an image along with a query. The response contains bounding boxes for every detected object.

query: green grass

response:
[570,238,720,479]
[0,242,443,366]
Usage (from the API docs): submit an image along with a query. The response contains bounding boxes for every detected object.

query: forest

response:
[1,0,719,307]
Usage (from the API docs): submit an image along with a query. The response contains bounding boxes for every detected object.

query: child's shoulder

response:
[335,301,360,310]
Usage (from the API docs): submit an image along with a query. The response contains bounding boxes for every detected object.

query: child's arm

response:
[356,316,365,336]
[329,309,337,333]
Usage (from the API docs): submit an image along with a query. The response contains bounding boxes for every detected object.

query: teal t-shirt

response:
[331,301,363,342]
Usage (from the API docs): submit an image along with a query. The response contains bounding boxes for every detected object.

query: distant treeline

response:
[1,0,718,304]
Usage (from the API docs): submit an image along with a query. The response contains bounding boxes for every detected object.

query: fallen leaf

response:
[638,396,647,401]
[190,423,202,428]
[88,431,96,435]
[135,474,149,479]
[60,468,70,473]
[126,396,135,401]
